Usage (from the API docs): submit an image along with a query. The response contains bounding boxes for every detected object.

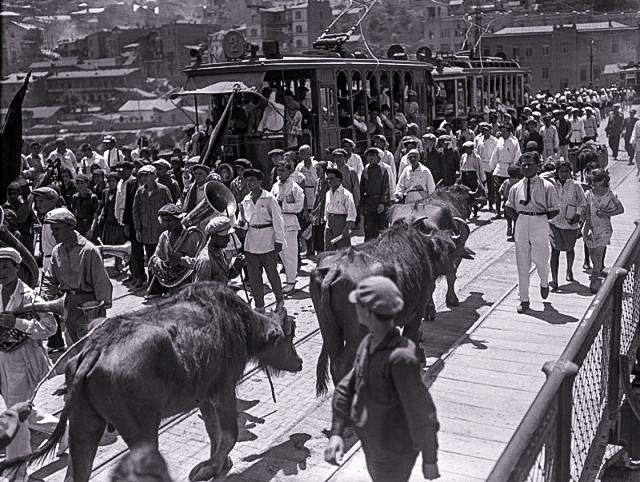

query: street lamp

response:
[589,39,594,87]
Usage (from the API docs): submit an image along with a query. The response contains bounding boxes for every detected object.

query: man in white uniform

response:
[505,152,560,313]
[271,163,305,294]
[237,169,285,313]
[490,123,521,219]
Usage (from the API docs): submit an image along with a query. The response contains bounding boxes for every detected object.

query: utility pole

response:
[589,39,594,86]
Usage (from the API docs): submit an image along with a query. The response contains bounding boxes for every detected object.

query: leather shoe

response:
[540,285,549,299]
[549,281,558,292]
[517,302,530,314]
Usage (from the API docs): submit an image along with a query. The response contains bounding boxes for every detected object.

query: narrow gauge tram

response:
[178,29,530,177]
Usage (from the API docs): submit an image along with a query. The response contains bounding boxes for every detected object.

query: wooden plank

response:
[446,343,553,367]
[437,365,543,393]
[430,397,531,429]
[446,351,548,376]
[457,334,565,356]
[468,327,575,346]
[431,449,499,480]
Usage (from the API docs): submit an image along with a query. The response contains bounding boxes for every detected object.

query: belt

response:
[519,212,547,216]
[250,223,273,229]
[61,290,95,295]
[327,213,347,217]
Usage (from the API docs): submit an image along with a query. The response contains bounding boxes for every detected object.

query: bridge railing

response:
[488,220,640,482]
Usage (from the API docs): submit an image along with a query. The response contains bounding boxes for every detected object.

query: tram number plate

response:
[223,31,246,60]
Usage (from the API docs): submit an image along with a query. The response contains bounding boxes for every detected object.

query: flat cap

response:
[243,168,264,180]
[31,187,59,201]
[364,147,382,157]
[348,275,404,316]
[234,158,252,169]
[75,174,90,182]
[268,148,284,156]
[341,138,356,147]
[190,164,210,174]
[205,216,235,236]
[158,203,182,217]
[525,140,539,150]
[422,133,437,140]
[0,247,22,265]
[186,156,201,164]
[478,122,491,129]
[402,137,418,145]
[102,135,115,142]
[462,141,475,148]
[115,161,133,170]
[152,159,172,170]
[438,135,451,142]
[331,148,348,157]
[44,208,77,227]
[137,164,157,175]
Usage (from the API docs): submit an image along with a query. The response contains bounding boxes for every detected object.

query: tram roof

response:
[184,55,435,76]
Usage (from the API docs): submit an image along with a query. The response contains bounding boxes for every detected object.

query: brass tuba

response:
[150,181,237,289]
[97,240,131,263]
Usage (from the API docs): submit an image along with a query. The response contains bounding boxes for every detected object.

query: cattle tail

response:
[0,348,101,477]
[313,262,342,396]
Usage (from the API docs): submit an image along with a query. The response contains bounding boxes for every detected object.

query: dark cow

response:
[388,183,476,313]
[0,282,302,482]
[311,220,460,396]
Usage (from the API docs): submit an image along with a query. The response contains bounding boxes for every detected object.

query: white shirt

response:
[460,153,486,184]
[324,185,357,223]
[115,178,128,225]
[380,149,397,191]
[80,152,107,175]
[474,134,498,172]
[631,120,640,147]
[505,175,560,214]
[47,149,77,176]
[295,160,318,209]
[347,153,364,181]
[103,148,123,168]
[396,164,436,203]
[41,223,56,273]
[270,178,305,232]
[491,135,521,177]
[0,279,56,340]
[569,117,585,143]
[240,189,285,254]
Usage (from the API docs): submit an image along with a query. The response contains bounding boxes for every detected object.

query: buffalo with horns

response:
[388,183,476,314]
[0,282,302,482]
[311,219,462,396]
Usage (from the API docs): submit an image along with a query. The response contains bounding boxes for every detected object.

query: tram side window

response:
[435,80,455,119]
[320,87,336,127]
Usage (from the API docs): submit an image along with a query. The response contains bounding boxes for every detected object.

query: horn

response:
[181,180,237,229]
[98,241,131,263]
[16,296,66,317]
[451,217,470,242]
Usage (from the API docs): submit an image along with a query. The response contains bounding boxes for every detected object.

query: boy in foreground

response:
[325,276,440,481]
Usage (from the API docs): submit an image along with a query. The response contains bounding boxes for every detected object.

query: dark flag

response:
[1,72,30,204]
[200,91,235,168]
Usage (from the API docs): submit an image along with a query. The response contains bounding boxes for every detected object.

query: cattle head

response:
[412,215,473,261]
[257,307,303,374]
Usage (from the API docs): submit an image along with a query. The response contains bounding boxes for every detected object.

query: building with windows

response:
[245,1,331,54]
[1,12,44,73]
[45,68,145,104]
[483,21,640,92]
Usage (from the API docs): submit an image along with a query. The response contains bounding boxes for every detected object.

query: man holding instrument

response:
[0,247,57,476]
[194,216,243,284]
[42,208,112,343]
[147,203,202,298]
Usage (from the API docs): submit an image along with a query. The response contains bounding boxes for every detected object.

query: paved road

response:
[22,119,640,481]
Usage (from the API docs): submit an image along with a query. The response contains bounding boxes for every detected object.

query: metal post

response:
[554,359,579,482]
[608,268,628,441]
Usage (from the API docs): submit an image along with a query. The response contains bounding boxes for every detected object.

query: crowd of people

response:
[0,84,636,481]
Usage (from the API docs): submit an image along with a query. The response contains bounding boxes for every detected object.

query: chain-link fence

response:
[488,220,640,482]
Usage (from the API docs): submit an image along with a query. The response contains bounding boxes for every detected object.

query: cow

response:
[0,282,303,482]
[388,183,477,312]
[311,219,461,396]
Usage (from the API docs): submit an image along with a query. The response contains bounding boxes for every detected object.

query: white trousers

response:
[515,215,550,302]
[280,230,299,284]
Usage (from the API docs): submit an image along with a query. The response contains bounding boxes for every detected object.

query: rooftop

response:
[1,71,50,84]
[0,105,62,119]
[118,98,181,112]
[29,57,80,69]
[491,21,634,35]
[48,68,140,79]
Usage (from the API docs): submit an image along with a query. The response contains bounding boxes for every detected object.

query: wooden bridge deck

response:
[331,167,640,481]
